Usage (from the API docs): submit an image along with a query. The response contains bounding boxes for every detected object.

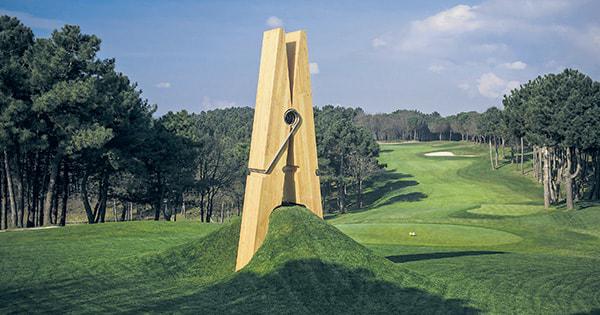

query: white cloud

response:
[478,0,576,19]
[458,83,471,91]
[394,0,583,55]
[503,61,527,70]
[574,25,600,54]
[428,64,445,73]
[477,72,519,98]
[155,82,171,89]
[309,62,320,74]
[0,9,63,30]
[266,16,283,28]
[201,96,237,110]
[590,26,600,50]
[413,5,481,34]
[397,4,485,53]
[372,37,387,48]
[505,80,521,93]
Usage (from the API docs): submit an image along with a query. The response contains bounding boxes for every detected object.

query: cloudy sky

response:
[1,0,599,115]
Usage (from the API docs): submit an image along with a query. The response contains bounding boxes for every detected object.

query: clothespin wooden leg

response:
[284,31,323,218]
[236,28,291,271]
[236,28,322,271]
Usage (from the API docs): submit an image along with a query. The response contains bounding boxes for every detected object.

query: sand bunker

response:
[377,140,419,145]
[0,226,59,233]
[424,151,477,157]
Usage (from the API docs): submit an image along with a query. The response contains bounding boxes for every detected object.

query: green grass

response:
[335,223,522,247]
[468,204,546,216]
[331,141,600,314]
[1,141,600,314]
[0,207,476,314]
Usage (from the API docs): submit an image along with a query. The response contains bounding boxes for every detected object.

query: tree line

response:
[356,69,600,209]
[0,16,380,229]
[356,109,489,142]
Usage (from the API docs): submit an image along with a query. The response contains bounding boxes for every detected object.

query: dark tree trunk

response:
[494,137,499,168]
[162,202,171,221]
[520,137,524,174]
[501,138,505,160]
[592,151,600,200]
[206,190,217,223]
[154,200,161,221]
[95,172,109,223]
[51,181,59,224]
[59,162,69,226]
[543,147,551,209]
[565,148,581,210]
[1,164,4,230]
[81,172,95,224]
[358,178,363,208]
[43,153,62,226]
[489,138,495,170]
[199,191,206,222]
[120,202,127,222]
[3,150,17,228]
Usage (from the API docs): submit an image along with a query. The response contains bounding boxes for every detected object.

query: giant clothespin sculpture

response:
[236,28,323,271]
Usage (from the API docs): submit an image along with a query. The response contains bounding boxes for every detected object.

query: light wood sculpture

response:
[236,28,323,271]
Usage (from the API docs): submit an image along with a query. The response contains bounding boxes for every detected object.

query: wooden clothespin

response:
[235,28,323,271]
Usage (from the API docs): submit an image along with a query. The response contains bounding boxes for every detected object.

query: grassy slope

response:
[1,141,599,314]
[0,207,477,314]
[331,141,600,314]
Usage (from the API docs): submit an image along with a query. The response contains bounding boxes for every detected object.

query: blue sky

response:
[1,0,599,115]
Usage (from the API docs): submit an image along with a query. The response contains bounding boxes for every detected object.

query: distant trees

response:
[428,113,450,141]
[503,69,600,209]
[315,106,381,213]
[479,107,504,170]
[356,109,486,142]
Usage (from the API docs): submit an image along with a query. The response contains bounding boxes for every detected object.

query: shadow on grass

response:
[379,192,427,206]
[1,260,480,314]
[572,309,600,315]
[139,259,480,314]
[361,170,422,205]
[324,170,417,216]
[386,251,505,264]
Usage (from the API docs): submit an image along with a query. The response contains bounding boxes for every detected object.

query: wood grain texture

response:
[236,29,322,271]
[283,31,323,218]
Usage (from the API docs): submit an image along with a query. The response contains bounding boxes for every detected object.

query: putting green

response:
[335,223,522,247]
[468,204,546,217]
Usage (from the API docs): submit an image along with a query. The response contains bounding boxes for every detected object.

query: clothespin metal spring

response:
[248,109,301,175]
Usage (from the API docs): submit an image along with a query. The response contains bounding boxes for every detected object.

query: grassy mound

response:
[143,206,476,313]
[0,206,477,314]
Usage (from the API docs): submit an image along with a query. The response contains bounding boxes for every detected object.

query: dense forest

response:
[0,16,380,229]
